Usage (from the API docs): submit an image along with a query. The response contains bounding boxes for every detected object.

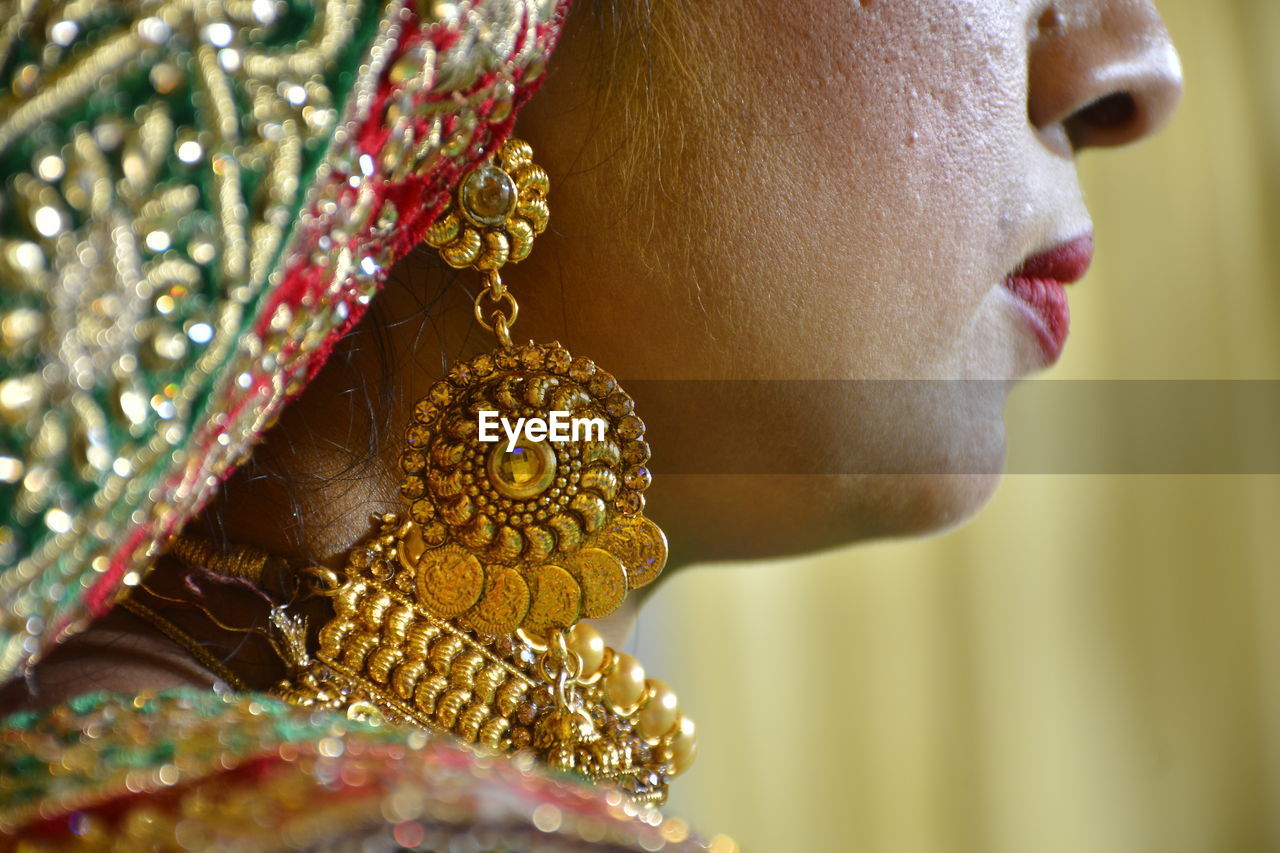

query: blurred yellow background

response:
[636,1,1280,850]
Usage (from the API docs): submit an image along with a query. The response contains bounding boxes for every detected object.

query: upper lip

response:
[1008,233,1094,284]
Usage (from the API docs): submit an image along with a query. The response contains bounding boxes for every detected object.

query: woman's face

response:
[491,0,1182,563]
[242,0,1181,566]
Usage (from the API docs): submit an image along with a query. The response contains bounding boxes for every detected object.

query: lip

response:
[1002,233,1094,364]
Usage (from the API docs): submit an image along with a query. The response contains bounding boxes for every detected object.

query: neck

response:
[0,606,216,716]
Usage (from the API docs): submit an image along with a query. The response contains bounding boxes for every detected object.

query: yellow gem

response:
[487,439,556,499]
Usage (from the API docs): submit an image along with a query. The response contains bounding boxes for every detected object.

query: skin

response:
[0,0,1182,708]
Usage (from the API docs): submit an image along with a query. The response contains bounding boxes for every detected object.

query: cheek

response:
[696,0,1033,378]
[632,1,1033,549]
[515,0,1043,552]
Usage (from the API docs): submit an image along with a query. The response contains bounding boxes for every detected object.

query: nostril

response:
[1065,92,1139,148]
[1078,93,1138,128]
[1027,3,1181,153]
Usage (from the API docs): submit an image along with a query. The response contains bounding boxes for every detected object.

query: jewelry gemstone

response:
[460,164,517,226]
[487,438,556,499]
[497,447,537,485]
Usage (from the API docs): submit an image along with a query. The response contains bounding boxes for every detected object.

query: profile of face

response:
[228,0,1183,570]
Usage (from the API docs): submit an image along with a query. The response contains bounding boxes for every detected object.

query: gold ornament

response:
[266,139,692,806]
[425,139,549,271]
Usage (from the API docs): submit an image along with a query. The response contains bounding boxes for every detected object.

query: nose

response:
[1028,0,1184,152]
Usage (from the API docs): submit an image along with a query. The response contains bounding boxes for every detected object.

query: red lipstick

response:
[1002,233,1094,363]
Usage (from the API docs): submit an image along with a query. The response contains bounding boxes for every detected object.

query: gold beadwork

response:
[263,138,692,804]
[0,690,716,850]
[604,651,647,715]
[268,513,693,803]
[0,0,564,685]
[638,679,680,742]
[396,341,664,634]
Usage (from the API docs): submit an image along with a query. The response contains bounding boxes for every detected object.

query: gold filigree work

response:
[275,512,692,804]
[268,138,694,805]
[425,138,549,270]
[274,337,687,802]
[399,342,660,635]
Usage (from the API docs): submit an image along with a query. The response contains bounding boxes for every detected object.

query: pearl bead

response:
[671,715,697,775]
[638,679,678,740]
[567,623,605,678]
[604,652,645,711]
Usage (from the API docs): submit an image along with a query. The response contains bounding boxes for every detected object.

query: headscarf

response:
[0,0,567,681]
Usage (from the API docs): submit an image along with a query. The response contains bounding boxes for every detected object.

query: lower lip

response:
[1003,275,1070,363]
[1002,235,1094,364]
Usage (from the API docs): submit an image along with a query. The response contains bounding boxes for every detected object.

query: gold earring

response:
[271,139,695,806]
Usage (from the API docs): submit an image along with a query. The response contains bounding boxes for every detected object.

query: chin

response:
[644,390,1012,566]
[649,467,1005,569]
[876,471,1005,537]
